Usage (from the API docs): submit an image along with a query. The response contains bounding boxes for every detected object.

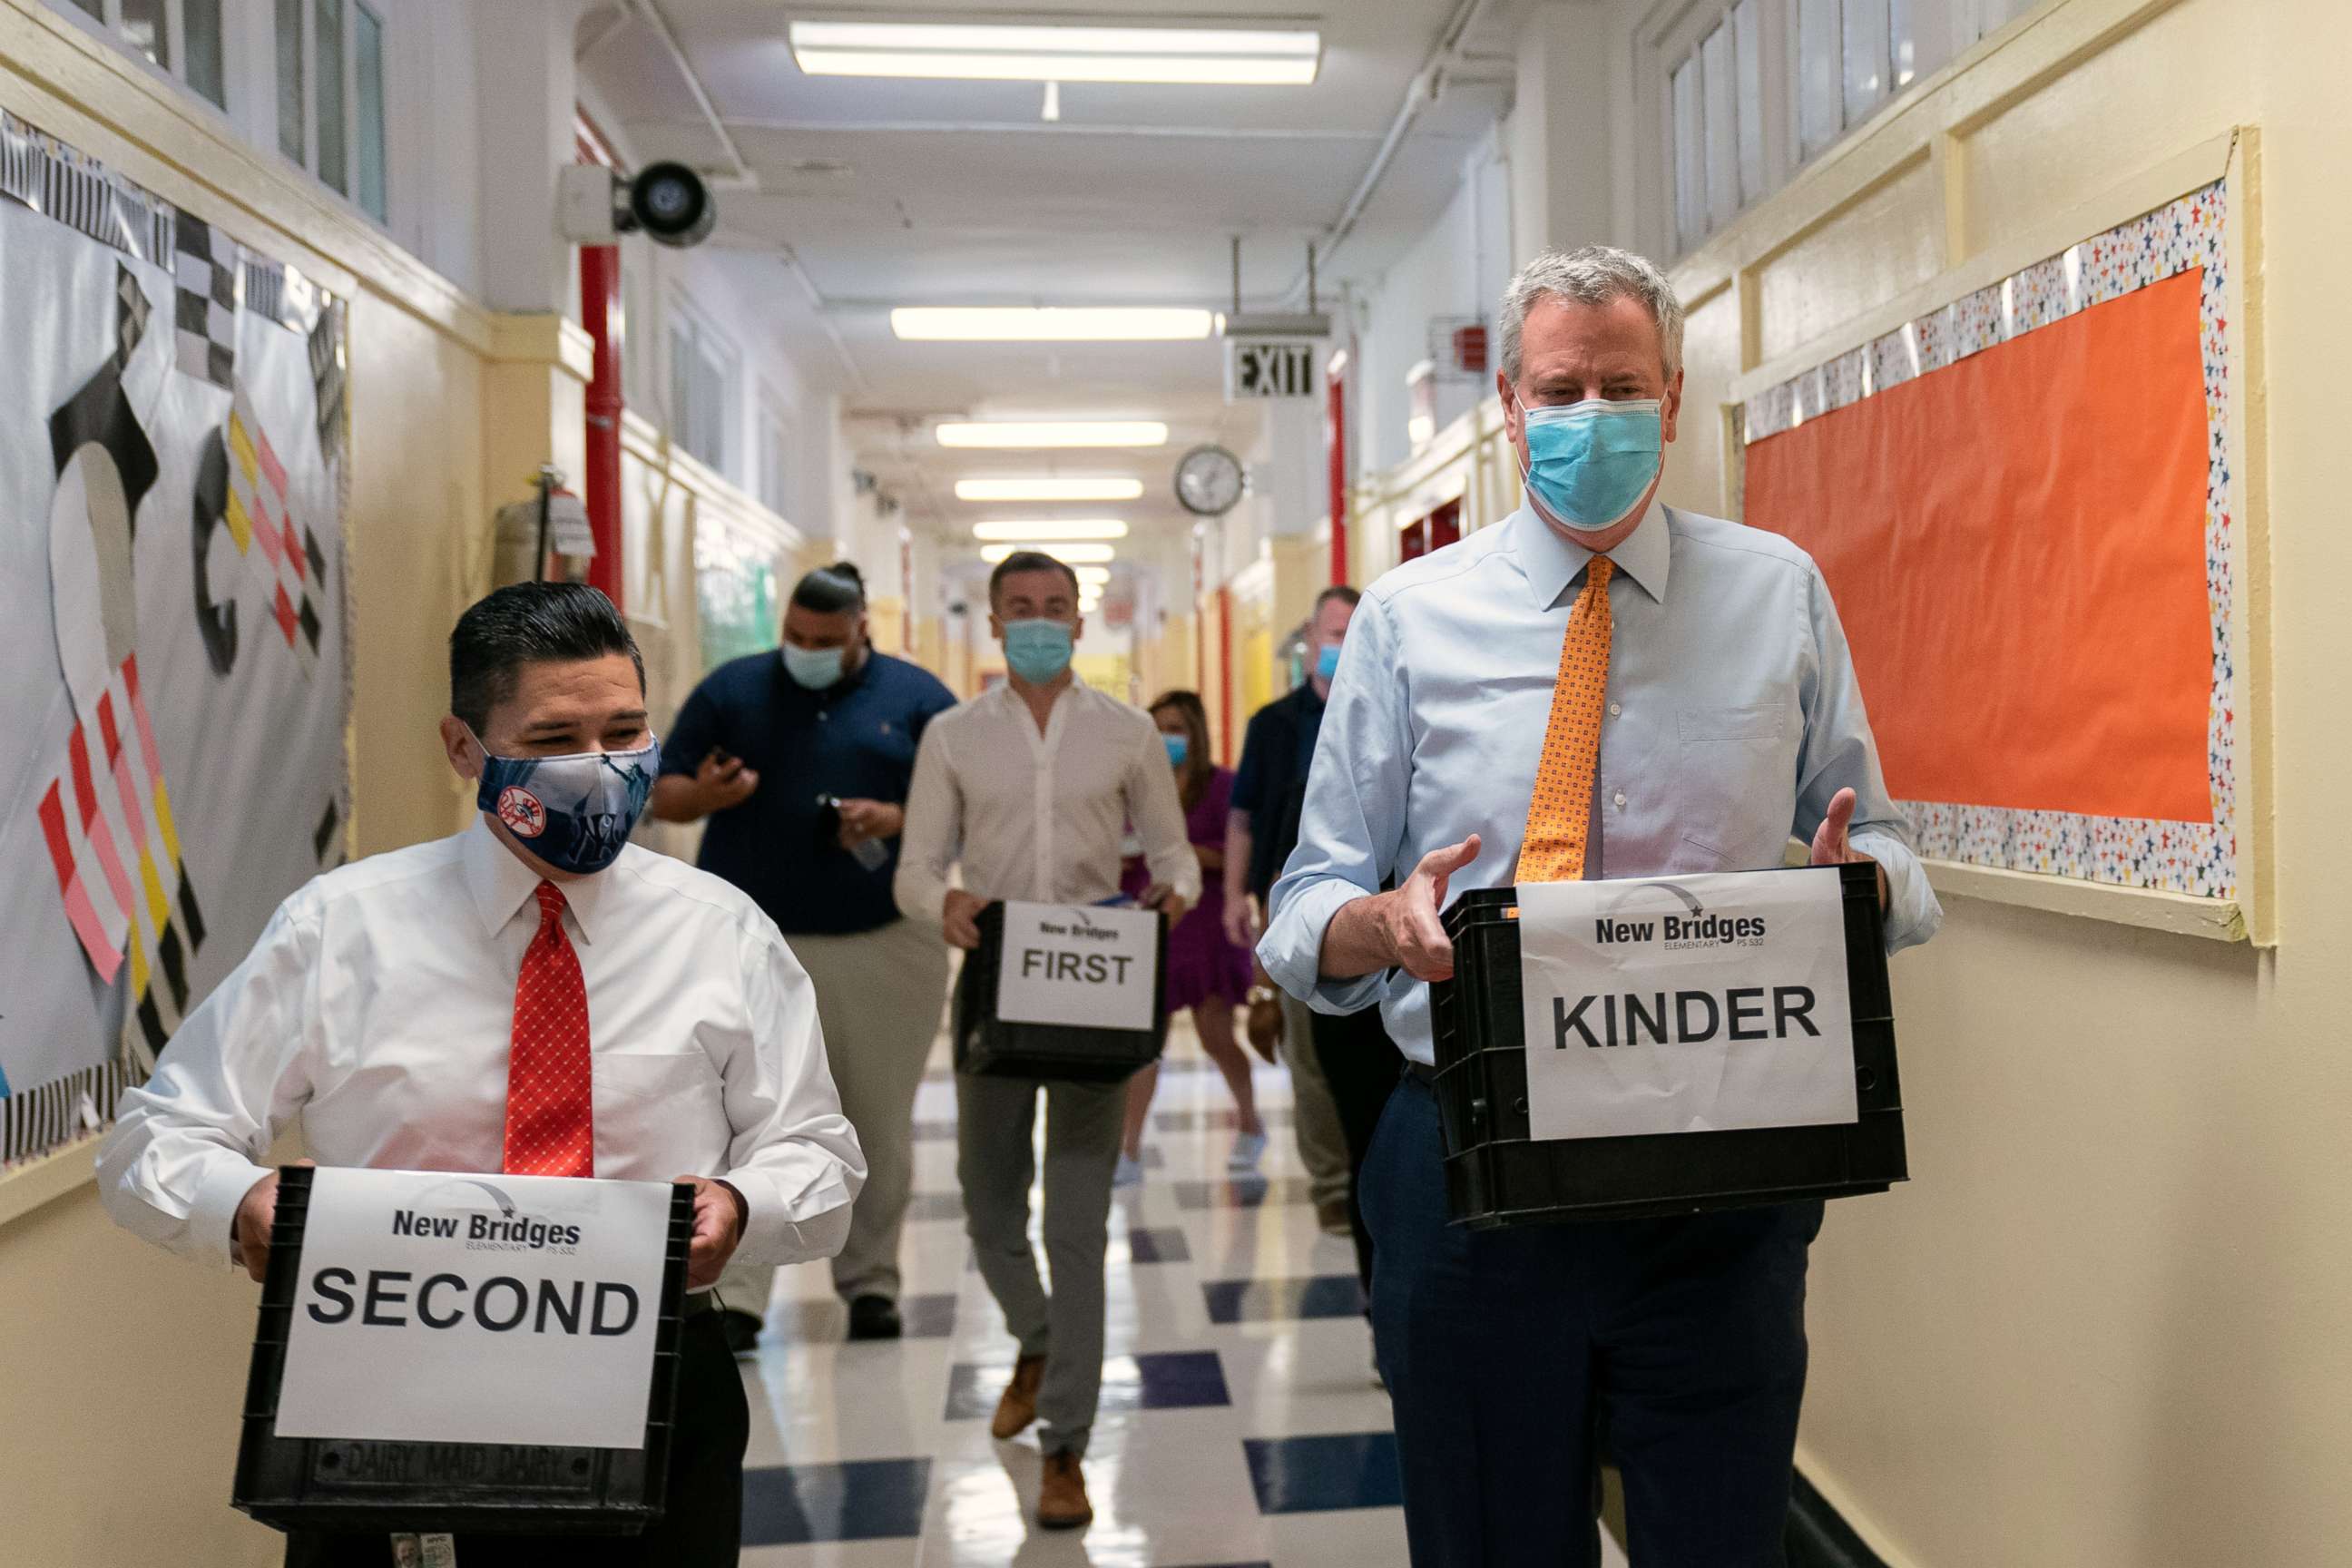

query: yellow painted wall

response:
[1145,611,1199,718]
[4,1177,281,1564]
[1655,2,2347,1563]
[867,594,908,660]
[1341,3,2348,1560]
[0,8,542,1563]
[346,300,494,854]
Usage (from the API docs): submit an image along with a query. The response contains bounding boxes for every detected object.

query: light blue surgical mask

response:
[1315,642,1342,683]
[1517,397,1664,532]
[468,728,660,876]
[1162,734,1189,766]
[781,643,847,691]
[1002,618,1073,684]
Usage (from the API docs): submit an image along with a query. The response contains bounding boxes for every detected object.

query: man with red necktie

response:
[98,582,866,1567]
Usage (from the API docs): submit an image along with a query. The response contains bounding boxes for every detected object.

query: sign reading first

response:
[994,899,1161,1031]
[271,1168,674,1450]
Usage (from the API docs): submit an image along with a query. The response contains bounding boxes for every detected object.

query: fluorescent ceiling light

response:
[971,519,1130,543]
[893,308,1214,343]
[936,421,1170,449]
[981,543,1117,564]
[1073,566,1112,585]
[957,477,1142,503]
[789,22,1321,86]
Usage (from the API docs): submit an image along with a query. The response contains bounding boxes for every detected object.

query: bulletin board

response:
[0,112,350,1167]
[1737,167,2252,925]
[692,512,780,673]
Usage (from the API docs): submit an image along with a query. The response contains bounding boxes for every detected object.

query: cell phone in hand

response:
[815,794,890,872]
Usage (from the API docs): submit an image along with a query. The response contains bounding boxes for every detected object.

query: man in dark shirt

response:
[1225,585,1398,1298]
[652,562,956,1346]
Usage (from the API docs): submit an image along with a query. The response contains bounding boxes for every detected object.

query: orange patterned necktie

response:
[1519,556,1614,883]
[503,881,595,1178]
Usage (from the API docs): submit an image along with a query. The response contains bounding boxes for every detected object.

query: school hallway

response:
[731,1016,1631,1568]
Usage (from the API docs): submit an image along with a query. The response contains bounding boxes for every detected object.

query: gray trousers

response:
[956,1070,1126,1458]
[1281,988,1353,1209]
[720,916,951,1316]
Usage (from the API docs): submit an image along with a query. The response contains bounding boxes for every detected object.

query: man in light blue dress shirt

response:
[1260,247,1941,1566]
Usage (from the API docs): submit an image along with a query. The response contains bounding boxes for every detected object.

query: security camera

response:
[557,162,717,250]
[626,162,715,248]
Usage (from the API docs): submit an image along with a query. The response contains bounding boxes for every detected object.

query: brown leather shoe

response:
[1037,1450,1093,1530]
[989,1354,1046,1441]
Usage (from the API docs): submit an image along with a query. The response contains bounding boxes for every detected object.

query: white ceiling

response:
[579,1,1524,554]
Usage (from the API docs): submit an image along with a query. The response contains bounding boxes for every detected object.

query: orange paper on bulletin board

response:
[1743,268,2213,824]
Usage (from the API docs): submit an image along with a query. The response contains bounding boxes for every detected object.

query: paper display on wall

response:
[0,112,349,1167]
[1738,180,2239,901]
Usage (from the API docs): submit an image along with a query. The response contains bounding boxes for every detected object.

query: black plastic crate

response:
[231,1166,693,1534]
[953,901,1170,1083]
[1427,862,1905,1229]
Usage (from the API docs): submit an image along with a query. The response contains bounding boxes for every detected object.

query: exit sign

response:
[1226,339,1318,401]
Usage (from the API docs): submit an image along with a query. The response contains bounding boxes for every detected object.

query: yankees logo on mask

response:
[464,727,661,876]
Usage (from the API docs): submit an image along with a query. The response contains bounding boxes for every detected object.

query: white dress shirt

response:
[1260,502,1941,1064]
[895,679,1201,920]
[97,818,867,1272]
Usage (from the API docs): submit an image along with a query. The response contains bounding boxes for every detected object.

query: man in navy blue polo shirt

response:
[652,561,956,1346]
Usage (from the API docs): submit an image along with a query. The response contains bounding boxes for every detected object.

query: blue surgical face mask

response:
[782,643,847,691]
[1516,396,1664,532]
[1002,618,1074,684]
[469,728,660,876]
[1162,733,1189,767]
[1315,642,1343,682]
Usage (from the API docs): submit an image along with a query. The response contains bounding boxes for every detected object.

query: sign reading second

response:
[1516,867,1858,1142]
[271,1168,674,1449]
[993,899,1161,1032]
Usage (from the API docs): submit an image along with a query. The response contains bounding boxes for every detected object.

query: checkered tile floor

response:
[733,1024,1637,1561]
[731,1018,1635,1566]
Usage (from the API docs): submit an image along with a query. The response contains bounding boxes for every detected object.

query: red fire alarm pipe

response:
[1327,350,1348,586]
[579,242,624,611]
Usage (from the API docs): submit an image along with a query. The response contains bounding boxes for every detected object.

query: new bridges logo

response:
[391,1178,583,1252]
[1593,880,1768,950]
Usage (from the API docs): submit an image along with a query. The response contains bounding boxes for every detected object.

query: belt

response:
[1405,1060,1439,1085]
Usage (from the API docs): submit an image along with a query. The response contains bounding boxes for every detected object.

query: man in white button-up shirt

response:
[896,552,1198,1531]
[1262,249,1941,1565]
[97,582,865,1568]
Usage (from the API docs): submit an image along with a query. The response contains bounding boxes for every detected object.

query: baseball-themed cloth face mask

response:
[468,728,660,875]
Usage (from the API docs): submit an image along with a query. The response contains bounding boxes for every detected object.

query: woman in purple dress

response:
[1118,691,1265,1182]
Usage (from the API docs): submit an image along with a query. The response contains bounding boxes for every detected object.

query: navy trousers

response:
[1363,1073,1821,1567]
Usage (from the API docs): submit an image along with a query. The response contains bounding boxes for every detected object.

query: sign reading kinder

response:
[994,899,1160,1032]
[272,1168,674,1449]
[1516,867,1858,1142]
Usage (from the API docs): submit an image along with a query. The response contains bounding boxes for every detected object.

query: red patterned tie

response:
[503,881,594,1178]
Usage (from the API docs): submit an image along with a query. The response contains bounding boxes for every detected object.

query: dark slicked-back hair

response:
[793,561,867,614]
[449,582,644,733]
[988,549,1080,605]
[1313,584,1362,616]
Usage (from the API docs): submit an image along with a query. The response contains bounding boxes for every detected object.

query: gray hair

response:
[1498,246,1686,384]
